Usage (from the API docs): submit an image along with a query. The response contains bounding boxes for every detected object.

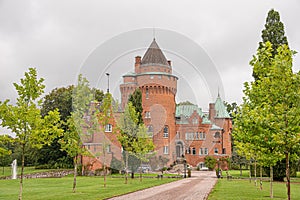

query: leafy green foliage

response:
[205,156,217,170]
[234,42,300,198]
[253,9,289,80]
[0,68,63,200]
[59,74,99,192]
[128,88,143,125]
[260,9,288,56]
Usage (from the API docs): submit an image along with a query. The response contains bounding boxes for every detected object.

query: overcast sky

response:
[1,1,300,122]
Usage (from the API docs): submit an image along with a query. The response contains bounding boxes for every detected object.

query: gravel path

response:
[109,171,217,200]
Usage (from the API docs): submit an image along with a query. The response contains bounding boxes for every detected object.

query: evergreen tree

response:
[128,88,143,125]
[253,9,289,80]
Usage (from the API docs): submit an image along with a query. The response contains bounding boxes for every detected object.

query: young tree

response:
[59,74,99,192]
[0,135,13,174]
[117,102,154,182]
[234,42,300,199]
[0,68,63,200]
[97,92,113,188]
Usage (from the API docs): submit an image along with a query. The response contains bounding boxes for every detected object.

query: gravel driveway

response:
[109,171,217,200]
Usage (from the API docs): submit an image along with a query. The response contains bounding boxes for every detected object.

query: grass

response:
[0,166,70,178]
[0,175,178,200]
[208,174,300,200]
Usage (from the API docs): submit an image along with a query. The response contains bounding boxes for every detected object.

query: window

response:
[105,124,112,132]
[158,75,162,79]
[145,111,151,119]
[199,132,206,140]
[176,131,180,139]
[163,146,169,154]
[192,147,196,155]
[146,88,149,99]
[192,118,198,124]
[204,148,208,155]
[222,148,226,154]
[163,126,169,138]
[199,148,203,155]
[214,148,219,154]
[107,145,111,153]
[186,147,191,154]
[185,132,194,140]
[147,125,153,133]
[150,75,154,79]
[214,132,221,138]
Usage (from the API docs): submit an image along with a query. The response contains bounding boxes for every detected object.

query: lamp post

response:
[105,73,110,93]
[217,158,220,178]
[183,156,187,178]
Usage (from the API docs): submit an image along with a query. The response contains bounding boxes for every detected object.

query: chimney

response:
[209,103,216,122]
[167,60,171,66]
[135,56,141,73]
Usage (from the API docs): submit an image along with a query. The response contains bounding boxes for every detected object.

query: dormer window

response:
[214,132,221,138]
[192,117,198,124]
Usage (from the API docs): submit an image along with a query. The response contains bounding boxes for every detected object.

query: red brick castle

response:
[82,39,232,171]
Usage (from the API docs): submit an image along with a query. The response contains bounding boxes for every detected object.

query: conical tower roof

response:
[214,95,230,118]
[141,39,169,67]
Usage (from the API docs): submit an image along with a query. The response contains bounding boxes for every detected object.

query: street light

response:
[106,73,110,93]
[217,158,221,178]
[182,154,187,178]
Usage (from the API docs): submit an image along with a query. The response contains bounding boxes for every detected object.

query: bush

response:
[205,156,216,170]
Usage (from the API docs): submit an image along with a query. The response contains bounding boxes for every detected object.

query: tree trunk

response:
[249,160,251,183]
[73,156,77,193]
[125,152,128,184]
[131,172,134,179]
[260,165,263,190]
[286,152,290,200]
[240,164,242,176]
[139,160,142,182]
[270,166,273,198]
[104,164,106,188]
[254,160,257,186]
[18,143,25,200]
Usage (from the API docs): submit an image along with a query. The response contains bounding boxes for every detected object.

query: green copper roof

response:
[214,95,230,118]
[202,114,212,124]
[175,104,202,117]
[210,124,222,130]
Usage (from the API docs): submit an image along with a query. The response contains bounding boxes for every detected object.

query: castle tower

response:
[120,39,178,163]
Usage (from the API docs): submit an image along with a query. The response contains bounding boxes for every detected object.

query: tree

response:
[97,92,113,187]
[253,9,288,80]
[128,88,143,125]
[260,9,288,57]
[117,102,154,183]
[59,74,98,192]
[0,68,63,200]
[234,42,300,199]
[39,86,104,168]
[0,135,13,174]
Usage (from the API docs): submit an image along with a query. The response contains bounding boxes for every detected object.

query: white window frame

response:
[163,146,169,154]
[204,148,208,155]
[105,124,112,132]
[214,148,219,154]
[145,111,151,119]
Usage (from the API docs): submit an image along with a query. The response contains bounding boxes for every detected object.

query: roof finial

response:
[217,87,220,98]
[153,27,156,40]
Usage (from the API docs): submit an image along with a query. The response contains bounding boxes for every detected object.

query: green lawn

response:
[208,178,300,200]
[0,166,67,178]
[0,175,178,200]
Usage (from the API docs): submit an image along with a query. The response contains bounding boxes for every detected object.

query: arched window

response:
[163,126,169,138]
[214,132,221,138]
[147,125,153,132]
[146,88,149,99]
